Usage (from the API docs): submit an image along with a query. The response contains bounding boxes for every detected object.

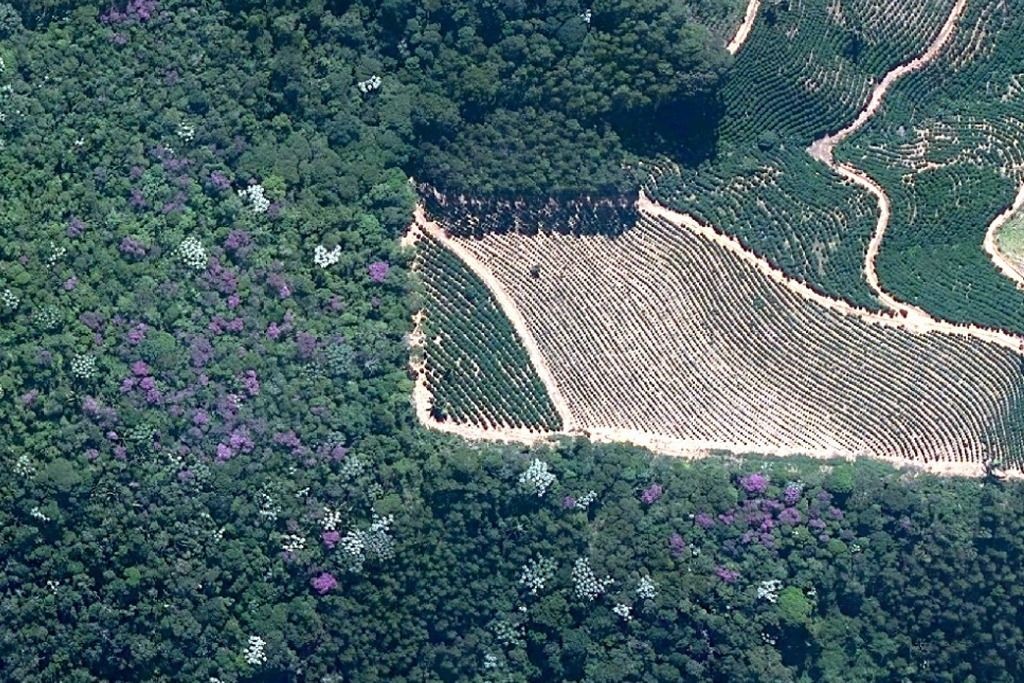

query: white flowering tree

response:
[519,555,556,595]
[243,635,267,666]
[1,287,19,309]
[238,184,270,213]
[70,353,97,379]
[314,244,342,269]
[177,236,208,270]
[636,575,658,601]
[571,557,614,602]
[357,75,382,94]
[757,579,783,603]
[519,458,556,497]
[339,513,396,572]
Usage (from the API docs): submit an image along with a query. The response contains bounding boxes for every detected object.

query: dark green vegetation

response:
[406,0,734,197]
[413,232,561,431]
[645,0,959,308]
[1,1,1024,682]
[837,0,1024,335]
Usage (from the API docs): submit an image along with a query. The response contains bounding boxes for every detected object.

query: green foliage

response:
[399,0,732,195]
[0,2,23,36]
[138,330,180,372]
[777,587,813,626]
[825,465,855,495]
[415,232,561,431]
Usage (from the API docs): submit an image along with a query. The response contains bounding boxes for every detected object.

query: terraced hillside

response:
[425,198,1024,470]
[647,0,960,308]
[837,0,1024,334]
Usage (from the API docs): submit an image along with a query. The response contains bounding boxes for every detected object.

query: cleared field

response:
[999,209,1024,264]
[427,199,1024,471]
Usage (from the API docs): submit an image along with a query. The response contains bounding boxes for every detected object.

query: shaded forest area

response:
[7,0,734,197]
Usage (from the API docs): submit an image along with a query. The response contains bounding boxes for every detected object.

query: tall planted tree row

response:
[412,231,562,432]
[419,183,639,239]
[837,0,1024,335]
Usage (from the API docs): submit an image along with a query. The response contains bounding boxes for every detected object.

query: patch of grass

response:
[998,211,1024,258]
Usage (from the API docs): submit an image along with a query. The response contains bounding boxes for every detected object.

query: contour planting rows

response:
[440,203,1024,470]
[407,228,562,433]
[645,151,880,308]
[718,0,958,143]
[648,0,960,307]
[837,0,1024,335]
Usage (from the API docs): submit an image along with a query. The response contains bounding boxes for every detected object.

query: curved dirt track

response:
[983,184,1024,288]
[406,207,577,434]
[726,0,761,54]
[640,192,1023,350]
[808,0,969,321]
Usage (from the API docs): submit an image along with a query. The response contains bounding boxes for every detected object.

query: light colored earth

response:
[726,0,761,55]
[989,191,1024,287]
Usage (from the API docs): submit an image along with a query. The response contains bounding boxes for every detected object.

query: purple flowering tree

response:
[668,532,686,556]
[640,483,663,505]
[367,260,390,283]
[311,572,338,594]
[739,472,769,494]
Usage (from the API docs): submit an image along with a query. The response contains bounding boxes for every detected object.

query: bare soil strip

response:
[726,0,761,54]
[983,184,1024,288]
[585,427,1024,480]
[808,0,971,319]
[405,207,577,433]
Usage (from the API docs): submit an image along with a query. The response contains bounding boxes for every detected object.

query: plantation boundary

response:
[726,0,761,55]
[405,193,1024,478]
[639,192,1024,351]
